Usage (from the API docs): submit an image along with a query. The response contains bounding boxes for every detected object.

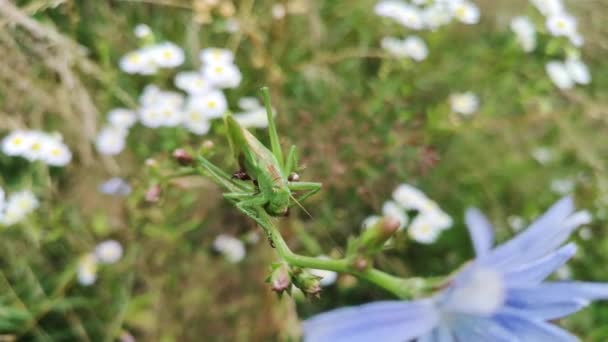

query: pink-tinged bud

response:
[358,216,400,255]
[202,140,214,150]
[173,148,193,166]
[145,184,161,203]
[353,256,370,272]
[293,268,322,298]
[269,264,292,294]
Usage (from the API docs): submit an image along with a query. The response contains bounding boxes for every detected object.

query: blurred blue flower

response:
[303,197,608,342]
[98,177,132,197]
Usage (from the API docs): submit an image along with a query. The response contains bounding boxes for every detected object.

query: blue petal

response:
[495,309,579,342]
[505,243,577,286]
[417,325,454,342]
[302,300,439,342]
[449,315,517,342]
[465,208,494,257]
[505,290,588,320]
[482,197,578,270]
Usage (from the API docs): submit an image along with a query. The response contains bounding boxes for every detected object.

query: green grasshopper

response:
[199,87,321,226]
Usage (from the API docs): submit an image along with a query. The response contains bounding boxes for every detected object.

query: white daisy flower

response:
[381,200,408,229]
[546,13,576,37]
[139,84,161,107]
[408,215,443,244]
[77,253,98,286]
[392,184,431,211]
[95,240,123,264]
[95,126,127,155]
[188,90,228,119]
[565,58,591,85]
[134,24,152,38]
[531,147,554,165]
[310,256,338,287]
[21,131,47,162]
[234,106,274,129]
[403,36,428,61]
[530,0,564,16]
[510,16,536,52]
[201,63,242,89]
[149,42,185,69]
[43,138,72,167]
[449,91,479,116]
[199,48,234,65]
[375,1,424,30]
[213,234,246,263]
[181,103,212,135]
[545,60,574,90]
[422,4,453,30]
[119,50,156,75]
[174,71,212,95]
[2,130,33,156]
[451,1,480,25]
[1,190,39,226]
[157,103,183,127]
[108,108,137,129]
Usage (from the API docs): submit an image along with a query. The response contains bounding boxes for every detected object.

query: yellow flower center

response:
[208,100,216,108]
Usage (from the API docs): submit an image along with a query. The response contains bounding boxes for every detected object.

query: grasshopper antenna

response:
[289,193,313,219]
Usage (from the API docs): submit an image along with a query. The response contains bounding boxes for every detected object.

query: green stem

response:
[264,217,432,299]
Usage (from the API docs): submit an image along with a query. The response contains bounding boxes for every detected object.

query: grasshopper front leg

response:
[288,181,322,205]
[224,192,270,227]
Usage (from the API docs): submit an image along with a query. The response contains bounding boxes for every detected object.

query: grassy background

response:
[1,0,608,340]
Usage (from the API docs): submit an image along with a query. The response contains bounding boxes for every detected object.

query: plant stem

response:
[263,215,432,299]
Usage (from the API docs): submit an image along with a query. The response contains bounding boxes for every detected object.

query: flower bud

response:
[292,268,322,298]
[353,256,370,272]
[358,216,400,254]
[173,148,194,166]
[145,184,161,203]
[269,263,292,294]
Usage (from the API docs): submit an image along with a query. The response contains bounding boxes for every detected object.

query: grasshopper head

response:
[266,186,290,216]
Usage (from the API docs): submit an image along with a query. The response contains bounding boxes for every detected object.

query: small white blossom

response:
[422,4,453,30]
[188,90,228,119]
[43,138,72,166]
[449,92,479,116]
[579,226,592,240]
[510,16,536,52]
[238,97,263,111]
[134,24,152,38]
[1,190,39,226]
[77,253,98,286]
[392,184,431,211]
[272,3,287,19]
[181,104,212,135]
[157,102,183,127]
[213,234,246,263]
[201,63,242,89]
[530,0,564,16]
[95,126,127,156]
[95,240,123,264]
[381,36,428,61]
[108,108,137,129]
[564,58,591,85]
[119,50,156,75]
[2,131,31,156]
[408,215,443,244]
[174,71,212,95]
[375,1,424,30]
[546,13,576,38]
[451,1,480,25]
[200,48,235,65]
[545,61,574,90]
[149,42,185,68]
[507,215,526,232]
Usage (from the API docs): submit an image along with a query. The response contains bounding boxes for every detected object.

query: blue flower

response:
[302,197,608,342]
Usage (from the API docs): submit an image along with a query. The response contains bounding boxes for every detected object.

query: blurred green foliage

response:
[1,0,608,340]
